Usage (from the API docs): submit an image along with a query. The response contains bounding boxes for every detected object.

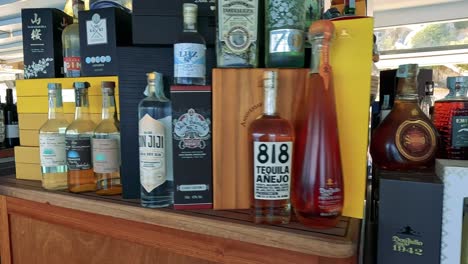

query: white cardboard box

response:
[436,159,468,264]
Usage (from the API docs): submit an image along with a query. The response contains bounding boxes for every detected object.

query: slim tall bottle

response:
[39,84,69,190]
[174,4,206,86]
[4,88,19,148]
[292,20,343,228]
[62,0,84,77]
[420,81,435,119]
[249,71,294,224]
[265,0,305,68]
[66,82,96,193]
[138,72,174,208]
[93,82,122,195]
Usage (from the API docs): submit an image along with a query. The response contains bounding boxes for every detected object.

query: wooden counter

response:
[0,175,359,264]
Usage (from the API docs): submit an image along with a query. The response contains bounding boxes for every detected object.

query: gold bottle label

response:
[395,120,436,162]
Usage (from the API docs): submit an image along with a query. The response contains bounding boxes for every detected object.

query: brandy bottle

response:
[433,76,468,160]
[249,71,294,225]
[370,64,439,170]
[292,20,344,229]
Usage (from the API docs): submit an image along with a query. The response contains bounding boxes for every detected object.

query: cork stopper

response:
[183,3,198,25]
[397,64,419,78]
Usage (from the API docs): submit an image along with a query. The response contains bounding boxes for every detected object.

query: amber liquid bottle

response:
[370,64,438,170]
[292,20,344,229]
[249,71,294,225]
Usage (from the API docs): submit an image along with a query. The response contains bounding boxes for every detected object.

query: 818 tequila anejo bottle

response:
[249,71,294,224]
[93,81,122,195]
[66,82,96,193]
[62,0,84,77]
[39,83,69,190]
[370,64,439,170]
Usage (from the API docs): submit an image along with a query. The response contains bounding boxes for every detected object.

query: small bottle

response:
[4,88,19,148]
[265,0,305,68]
[174,4,206,86]
[216,0,260,68]
[249,71,294,225]
[292,20,343,229]
[0,97,5,148]
[66,82,96,193]
[420,81,435,119]
[433,77,468,160]
[93,82,122,195]
[62,0,84,77]
[138,72,174,208]
[39,84,69,190]
[370,64,439,170]
[344,0,356,15]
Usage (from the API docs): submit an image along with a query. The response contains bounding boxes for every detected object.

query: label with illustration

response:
[253,141,292,200]
[452,116,468,148]
[173,108,211,150]
[65,137,92,171]
[269,29,304,53]
[174,43,206,78]
[317,179,342,217]
[39,133,66,167]
[92,138,120,174]
[395,120,436,162]
[86,13,107,45]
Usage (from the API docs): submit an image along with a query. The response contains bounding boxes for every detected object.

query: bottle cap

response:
[47,83,62,90]
[73,82,90,89]
[396,64,418,78]
[183,3,197,24]
[102,81,115,88]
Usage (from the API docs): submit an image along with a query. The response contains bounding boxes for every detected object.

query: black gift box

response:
[377,171,443,264]
[79,7,132,77]
[21,8,72,79]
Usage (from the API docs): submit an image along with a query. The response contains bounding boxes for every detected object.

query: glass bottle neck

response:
[147,79,168,101]
[396,77,418,101]
[75,90,90,120]
[72,4,83,23]
[6,95,13,105]
[48,92,65,120]
[101,92,117,121]
[310,39,328,74]
[263,81,277,116]
[184,20,198,32]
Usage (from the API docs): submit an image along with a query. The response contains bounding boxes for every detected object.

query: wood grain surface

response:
[0,196,11,264]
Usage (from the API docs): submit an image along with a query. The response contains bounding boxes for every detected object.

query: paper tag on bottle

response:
[40,134,67,167]
[174,43,206,78]
[253,141,292,200]
[92,138,120,174]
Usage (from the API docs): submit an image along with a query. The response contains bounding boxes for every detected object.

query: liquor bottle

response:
[433,77,468,160]
[174,4,206,86]
[304,0,324,33]
[371,35,380,103]
[62,0,84,77]
[420,81,435,119]
[4,88,19,148]
[370,64,439,170]
[0,97,5,149]
[216,0,260,68]
[344,0,356,15]
[66,82,96,193]
[138,72,174,208]
[93,81,122,195]
[39,84,69,190]
[292,20,343,228]
[249,71,294,224]
[265,0,306,68]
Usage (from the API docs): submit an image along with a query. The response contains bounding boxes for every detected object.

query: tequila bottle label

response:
[395,120,437,162]
[139,114,167,193]
[452,116,468,148]
[40,134,66,167]
[253,141,292,200]
[92,138,120,174]
[269,29,304,53]
[218,0,258,53]
[65,137,92,170]
[174,43,206,78]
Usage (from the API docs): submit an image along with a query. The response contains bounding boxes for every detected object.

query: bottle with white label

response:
[265,0,305,68]
[93,81,121,196]
[174,3,207,86]
[4,88,19,148]
[248,71,294,224]
[138,72,174,208]
[62,0,84,77]
[39,83,69,190]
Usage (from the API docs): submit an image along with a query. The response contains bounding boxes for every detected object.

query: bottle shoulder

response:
[66,119,96,134]
[39,119,69,133]
[250,115,294,138]
[94,119,120,134]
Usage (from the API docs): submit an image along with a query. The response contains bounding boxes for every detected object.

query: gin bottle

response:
[93,81,122,195]
[39,83,69,190]
[138,72,174,208]
[66,82,96,193]
[174,4,206,85]
[216,0,260,68]
[265,0,306,68]
[62,0,84,77]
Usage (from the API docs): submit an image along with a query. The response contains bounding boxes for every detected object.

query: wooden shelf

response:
[0,174,359,263]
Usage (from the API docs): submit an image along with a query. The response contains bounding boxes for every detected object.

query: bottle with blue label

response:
[174,3,207,86]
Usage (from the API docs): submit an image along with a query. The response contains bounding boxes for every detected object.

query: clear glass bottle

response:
[433,77,468,160]
[66,82,96,193]
[249,71,294,225]
[292,20,343,229]
[62,0,84,78]
[370,64,439,170]
[39,84,69,190]
[420,81,435,119]
[216,0,260,68]
[174,4,206,86]
[138,72,174,208]
[265,0,305,68]
[4,88,19,148]
[93,81,122,195]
